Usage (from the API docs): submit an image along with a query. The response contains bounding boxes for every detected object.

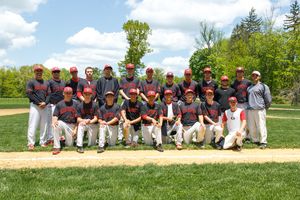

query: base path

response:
[1,149,300,169]
[0,108,29,116]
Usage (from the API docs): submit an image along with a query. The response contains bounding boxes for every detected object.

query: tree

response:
[118,20,152,77]
[284,0,300,32]
[152,68,165,85]
[195,21,223,50]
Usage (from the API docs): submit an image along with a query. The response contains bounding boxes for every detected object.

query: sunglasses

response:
[53,71,60,73]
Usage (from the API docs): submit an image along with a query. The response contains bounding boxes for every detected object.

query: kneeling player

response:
[161,90,183,150]
[121,89,142,148]
[222,97,246,151]
[76,88,99,153]
[179,89,205,147]
[141,91,164,152]
[97,91,120,153]
[52,87,79,155]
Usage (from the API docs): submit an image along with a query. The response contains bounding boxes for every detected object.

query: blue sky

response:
[0,0,292,76]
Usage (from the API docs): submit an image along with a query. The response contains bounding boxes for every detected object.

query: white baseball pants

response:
[223,131,246,149]
[27,103,48,146]
[163,123,183,145]
[182,122,205,144]
[76,124,98,147]
[205,124,223,144]
[99,125,119,147]
[53,121,76,149]
[247,109,267,144]
[142,125,162,146]
[125,125,140,144]
[46,104,56,140]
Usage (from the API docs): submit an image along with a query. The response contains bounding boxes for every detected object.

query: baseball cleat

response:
[259,143,267,149]
[236,146,242,151]
[197,141,205,149]
[97,147,105,153]
[52,148,61,155]
[46,140,54,146]
[176,144,183,150]
[131,142,138,148]
[156,144,164,152]
[41,143,48,148]
[77,147,84,153]
[28,144,35,151]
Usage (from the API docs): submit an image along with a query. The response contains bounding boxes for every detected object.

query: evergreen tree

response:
[284,0,300,32]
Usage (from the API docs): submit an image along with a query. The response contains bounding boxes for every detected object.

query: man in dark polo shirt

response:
[198,66,218,102]
[214,75,235,114]
[77,66,97,102]
[160,72,181,103]
[178,69,198,105]
[140,67,160,103]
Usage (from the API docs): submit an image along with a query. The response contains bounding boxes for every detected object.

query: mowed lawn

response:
[1,163,300,200]
[0,106,299,152]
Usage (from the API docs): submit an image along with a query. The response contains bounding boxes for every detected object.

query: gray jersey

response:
[247,82,272,110]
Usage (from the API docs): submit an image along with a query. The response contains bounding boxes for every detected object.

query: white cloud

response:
[0,0,47,13]
[127,0,273,31]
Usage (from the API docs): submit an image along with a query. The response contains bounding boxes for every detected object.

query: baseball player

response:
[52,87,79,155]
[26,64,50,150]
[198,66,218,102]
[96,64,119,108]
[214,75,235,114]
[120,88,142,147]
[161,89,183,150]
[97,91,120,153]
[77,66,97,102]
[45,67,66,144]
[178,69,198,105]
[140,67,161,103]
[222,97,247,151]
[201,89,224,149]
[160,72,181,103]
[247,71,272,149]
[76,88,99,153]
[141,91,164,152]
[118,63,140,142]
[66,66,82,101]
[179,89,206,147]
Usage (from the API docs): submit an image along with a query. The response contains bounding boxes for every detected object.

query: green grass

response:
[267,109,300,118]
[0,163,300,200]
[0,98,29,109]
[271,104,300,109]
[0,108,300,151]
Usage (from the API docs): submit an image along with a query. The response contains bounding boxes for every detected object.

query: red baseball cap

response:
[129,88,137,94]
[221,75,229,81]
[166,72,174,77]
[51,66,60,72]
[228,96,237,102]
[126,63,134,69]
[164,89,173,95]
[105,91,114,96]
[147,90,156,97]
[33,65,43,71]
[203,67,211,73]
[146,67,153,73]
[184,69,192,75]
[185,89,194,95]
[83,88,92,94]
[63,87,73,93]
[70,66,78,73]
[236,67,244,72]
[104,64,112,70]
[206,89,214,95]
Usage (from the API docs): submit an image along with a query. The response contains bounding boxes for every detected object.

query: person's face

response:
[34,69,43,79]
[129,93,137,101]
[236,71,244,79]
[127,68,134,76]
[165,93,172,102]
[146,71,153,79]
[229,100,237,109]
[186,93,193,103]
[83,92,92,101]
[64,91,73,101]
[185,73,192,80]
[52,71,60,79]
[85,69,93,78]
[206,92,214,101]
[148,95,155,103]
[104,68,112,76]
[71,71,78,78]
[221,80,229,87]
[204,71,211,79]
[166,76,173,84]
[106,94,114,105]
[251,74,260,82]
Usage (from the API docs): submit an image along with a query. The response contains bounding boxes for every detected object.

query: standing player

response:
[214,75,235,114]
[120,89,142,147]
[97,91,120,153]
[77,66,97,102]
[66,66,82,101]
[222,97,247,151]
[119,63,140,142]
[46,67,66,144]
[26,64,50,150]
[52,87,79,155]
[179,89,205,146]
[141,91,164,152]
[178,69,198,105]
[96,64,119,108]
[201,89,224,149]
[76,88,99,153]
[140,67,160,103]
[247,71,272,149]
[160,72,181,103]
[161,90,183,150]
[198,66,218,102]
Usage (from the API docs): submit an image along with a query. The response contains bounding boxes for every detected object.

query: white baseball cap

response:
[252,71,261,76]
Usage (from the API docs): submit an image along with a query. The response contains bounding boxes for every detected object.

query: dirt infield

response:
[1,149,300,169]
[0,108,29,116]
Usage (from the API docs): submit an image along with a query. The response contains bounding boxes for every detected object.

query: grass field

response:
[0,98,29,109]
[0,106,299,152]
[0,163,300,200]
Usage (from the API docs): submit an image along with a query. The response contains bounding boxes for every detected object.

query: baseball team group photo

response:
[0,0,299,199]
